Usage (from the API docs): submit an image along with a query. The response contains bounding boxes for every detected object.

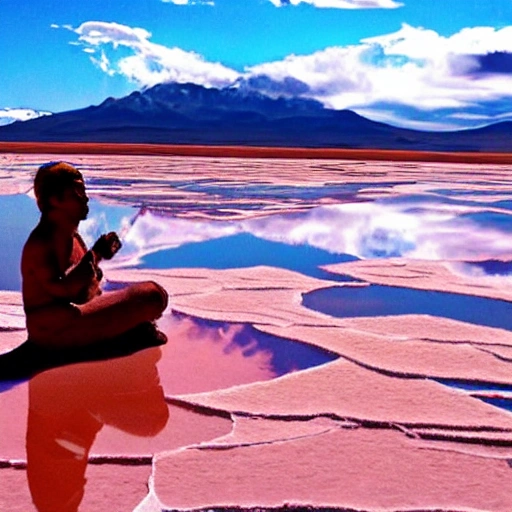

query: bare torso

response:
[21,222,102,336]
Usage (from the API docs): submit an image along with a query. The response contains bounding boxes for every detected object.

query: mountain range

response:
[0,82,511,152]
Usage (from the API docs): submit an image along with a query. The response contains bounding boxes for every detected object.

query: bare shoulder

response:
[21,225,54,268]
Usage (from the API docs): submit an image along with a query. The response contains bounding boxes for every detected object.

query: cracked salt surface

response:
[4,154,512,510]
[0,307,337,510]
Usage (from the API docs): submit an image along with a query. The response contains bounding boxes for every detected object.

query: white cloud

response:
[0,108,52,127]
[268,0,402,8]
[246,24,512,128]
[66,21,512,130]
[73,21,237,88]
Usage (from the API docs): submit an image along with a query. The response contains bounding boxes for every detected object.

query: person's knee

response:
[145,281,169,317]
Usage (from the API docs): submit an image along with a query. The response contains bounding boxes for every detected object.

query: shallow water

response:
[4,168,512,290]
[0,309,338,510]
[302,284,512,332]
[87,176,406,203]
[162,312,338,394]
[0,195,136,290]
[0,194,38,290]
[3,156,512,510]
[136,232,357,282]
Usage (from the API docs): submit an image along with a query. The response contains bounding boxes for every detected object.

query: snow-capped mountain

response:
[0,108,52,127]
[0,82,510,152]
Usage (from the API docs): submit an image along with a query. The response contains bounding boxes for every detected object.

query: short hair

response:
[34,161,84,212]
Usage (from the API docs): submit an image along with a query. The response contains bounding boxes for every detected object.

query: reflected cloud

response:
[101,197,512,272]
[26,348,168,512]
[146,312,338,395]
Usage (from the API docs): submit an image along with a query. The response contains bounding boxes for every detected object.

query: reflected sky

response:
[117,197,512,265]
[302,284,512,332]
[0,194,38,290]
[4,160,512,510]
[135,232,357,282]
[455,260,512,277]
[3,189,512,291]
[433,379,512,416]
[161,312,338,395]
[0,195,136,291]
[87,177,406,204]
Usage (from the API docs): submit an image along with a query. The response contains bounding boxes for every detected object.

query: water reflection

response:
[159,312,338,395]
[10,309,337,511]
[458,259,512,277]
[433,379,512,415]
[87,177,397,203]
[26,348,168,512]
[0,194,135,290]
[136,232,356,282]
[302,284,512,332]
[0,194,38,290]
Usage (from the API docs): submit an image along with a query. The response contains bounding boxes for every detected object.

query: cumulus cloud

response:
[268,0,402,8]
[72,21,238,89]
[233,75,311,97]
[0,108,52,127]
[246,24,512,129]
[66,21,512,130]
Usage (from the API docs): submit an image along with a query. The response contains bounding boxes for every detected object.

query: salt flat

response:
[2,153,512,511]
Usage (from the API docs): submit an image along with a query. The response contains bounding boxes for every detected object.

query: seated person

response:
[21,161,168,349]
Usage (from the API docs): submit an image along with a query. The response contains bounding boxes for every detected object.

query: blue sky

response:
[1,0,512,130]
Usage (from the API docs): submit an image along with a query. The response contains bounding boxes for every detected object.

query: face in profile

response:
[52,179,90,221]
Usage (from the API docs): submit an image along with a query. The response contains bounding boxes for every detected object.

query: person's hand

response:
[72,250,97,281]
[68,251,103,303]
[92,232,122,260]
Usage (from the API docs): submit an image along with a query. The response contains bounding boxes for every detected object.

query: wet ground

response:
[2,153,512,511]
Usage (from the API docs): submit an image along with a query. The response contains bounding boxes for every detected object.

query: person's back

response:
[22,223,65,312]
[22,161,169,349]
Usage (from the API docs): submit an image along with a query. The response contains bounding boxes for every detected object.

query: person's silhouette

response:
[21,162,168,348]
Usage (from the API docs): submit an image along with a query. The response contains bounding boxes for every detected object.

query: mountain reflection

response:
[26,348,168,512]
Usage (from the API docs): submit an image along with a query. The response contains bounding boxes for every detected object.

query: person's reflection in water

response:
[26,347,169,512]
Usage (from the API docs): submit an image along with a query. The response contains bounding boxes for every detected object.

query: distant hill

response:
[0,108,52,127]
[0,82,510,152]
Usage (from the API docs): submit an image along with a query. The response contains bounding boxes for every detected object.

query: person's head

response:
[34,161,89,220]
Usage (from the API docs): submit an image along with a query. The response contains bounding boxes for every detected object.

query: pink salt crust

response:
[4,257,512,510]
[3,157,512,510]
[109,266,512,385]
[0,465,152,512]
[324,258,512,301]
[258,324,512,384]
[154,427,512,511]
[174,356,512,430]
[105,266,512,509]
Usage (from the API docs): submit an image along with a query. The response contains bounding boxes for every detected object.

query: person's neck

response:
[40,211,79,237]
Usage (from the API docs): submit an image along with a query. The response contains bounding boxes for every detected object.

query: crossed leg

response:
[27,281,169,349]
